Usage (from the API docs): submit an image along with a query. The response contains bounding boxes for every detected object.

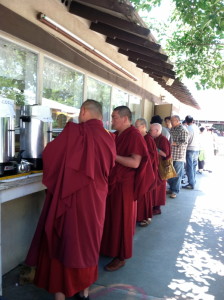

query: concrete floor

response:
[2,155,224,300]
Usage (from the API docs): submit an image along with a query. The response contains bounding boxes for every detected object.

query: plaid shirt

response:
[170,125,188,162]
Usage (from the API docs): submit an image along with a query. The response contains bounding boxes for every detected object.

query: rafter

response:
[69,1,150,36]
[129,57,176,77]
[90,22,160,51]
[118,49,173,69]
[106,37,168,61]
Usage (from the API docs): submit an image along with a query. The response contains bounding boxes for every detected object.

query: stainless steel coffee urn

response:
[0,98,17,176]
[20,105,52,170]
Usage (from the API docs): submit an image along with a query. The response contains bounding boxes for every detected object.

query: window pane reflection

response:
[111,88,128,110]
[0,38,37,106]
[43,58,84,135]
[87,77,111,129]
[129,95,142,123]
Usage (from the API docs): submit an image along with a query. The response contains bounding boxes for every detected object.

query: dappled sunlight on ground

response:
[167,156,224,300]
[91,283,149,300]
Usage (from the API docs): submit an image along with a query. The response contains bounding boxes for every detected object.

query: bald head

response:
[79,99,103,123]
[111,106,132,132]
[135,118,147,128]
[149,123,162,138]
[135,118,148,136]
[113,106,132,122]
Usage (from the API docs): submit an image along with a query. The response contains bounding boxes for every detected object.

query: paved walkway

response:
[2,155,224,300]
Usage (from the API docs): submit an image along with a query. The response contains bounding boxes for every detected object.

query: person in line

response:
[164,116,172,131]
[197,127,206,174]
[100,106,152,271]
[203,127,216,172]
[182,120,188,128]
[167,115,188,198]
[213,129,219,156]
[150,123,171,214]
[25,100,116,300]
[180,120,189,184]
[183,115,200,189]
[150,115,170,141]
[135,118,157,226]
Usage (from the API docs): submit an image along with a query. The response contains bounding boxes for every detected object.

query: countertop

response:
[0,173,46,203]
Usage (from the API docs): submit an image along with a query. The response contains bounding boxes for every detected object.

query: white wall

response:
[1,192,44,274]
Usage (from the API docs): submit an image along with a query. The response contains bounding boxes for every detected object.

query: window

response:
[111,88,128,110]
[87,77,111,129]
[129,95,142,123]
[0,38,38,106]
[0,38,142,133]
[42,58,84,132]
[111,88,141,125]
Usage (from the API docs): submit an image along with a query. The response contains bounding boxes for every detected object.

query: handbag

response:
[158,156,177,180]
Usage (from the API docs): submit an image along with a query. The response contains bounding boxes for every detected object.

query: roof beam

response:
[106,37,168,61]
[90,22,160,51]
[139,65,176,79]
[69,1,150,36]
[118,49,173,69]
[151,77,199,106]
[74,0,135,16]
[129,57,176,77]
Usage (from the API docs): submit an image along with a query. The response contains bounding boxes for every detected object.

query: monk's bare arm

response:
[115,154,142,168]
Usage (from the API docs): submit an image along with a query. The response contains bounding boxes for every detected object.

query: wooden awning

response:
[68,0,200,109]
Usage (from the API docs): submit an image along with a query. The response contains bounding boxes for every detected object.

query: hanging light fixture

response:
[38,13,138,81]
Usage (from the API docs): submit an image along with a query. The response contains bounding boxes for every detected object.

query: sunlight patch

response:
[168,195,224,299]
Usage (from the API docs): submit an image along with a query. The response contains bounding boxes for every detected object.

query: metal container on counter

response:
[0,98,16,176]
[20,105,53,170]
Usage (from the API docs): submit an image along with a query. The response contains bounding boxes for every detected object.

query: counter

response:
[0,173,45,295]
[0,173,45,203]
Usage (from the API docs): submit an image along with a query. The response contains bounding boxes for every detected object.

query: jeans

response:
[186,150,199,187]
[167,161,185,194]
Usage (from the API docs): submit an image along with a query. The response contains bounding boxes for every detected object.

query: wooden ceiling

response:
[68,0,200,109]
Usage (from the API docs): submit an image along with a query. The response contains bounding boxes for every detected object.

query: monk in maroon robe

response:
[150,123,171,215]
[25,100,116,300]
[135,118,157,226]
[100,106,152,272]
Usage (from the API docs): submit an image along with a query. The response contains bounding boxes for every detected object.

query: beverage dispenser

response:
[20,105,53,170]
[0,98,17,176]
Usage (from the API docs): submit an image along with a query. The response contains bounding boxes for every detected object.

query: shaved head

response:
[113,106,132,122]
[135,118,148,136]
[135,118,147,128]
[79,99,103,123]
[81,99,102,118]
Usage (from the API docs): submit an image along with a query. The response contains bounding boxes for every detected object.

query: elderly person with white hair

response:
[150,123,171,214]
[135,118,157,226]
[167,115,188,198]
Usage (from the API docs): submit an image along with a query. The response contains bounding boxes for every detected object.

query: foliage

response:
[0,38,37,105]
[87,77,112,129]
[43,59,84,108]
[0,77,26,105]
[130,0,224,89]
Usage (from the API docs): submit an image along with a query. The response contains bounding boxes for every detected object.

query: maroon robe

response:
[25,120,116,297]
[153,134,171,207]
[137,134,158,221]
[100,126,153,260]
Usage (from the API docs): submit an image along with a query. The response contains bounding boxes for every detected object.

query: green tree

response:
[130,0,224,89]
